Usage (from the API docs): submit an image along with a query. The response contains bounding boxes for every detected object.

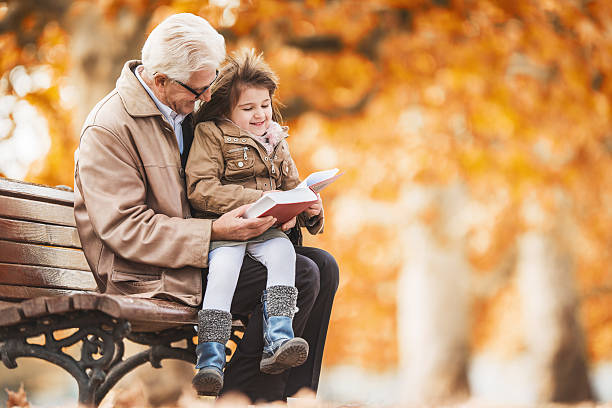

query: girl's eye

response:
[262,104,270,108]
[242,107,253,111]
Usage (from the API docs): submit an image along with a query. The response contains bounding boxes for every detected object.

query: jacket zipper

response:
[228,146,249,160]
[269,141,285,175]
[229,138,280,175]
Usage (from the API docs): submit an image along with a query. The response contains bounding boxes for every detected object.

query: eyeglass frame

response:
[156,70,219,99]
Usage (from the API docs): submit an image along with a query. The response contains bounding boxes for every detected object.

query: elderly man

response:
[74,13,338,402]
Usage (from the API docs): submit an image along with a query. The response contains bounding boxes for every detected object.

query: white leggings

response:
[202,237,296,312]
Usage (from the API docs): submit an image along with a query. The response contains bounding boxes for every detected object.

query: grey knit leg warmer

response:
[193,309,231,396]
[260,285,308,374]
[198,309,232,344]
[264,285,298,318]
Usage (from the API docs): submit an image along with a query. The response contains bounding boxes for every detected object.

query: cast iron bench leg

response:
[0,311,201,407]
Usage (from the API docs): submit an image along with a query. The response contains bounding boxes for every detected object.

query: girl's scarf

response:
[251,121,287,155]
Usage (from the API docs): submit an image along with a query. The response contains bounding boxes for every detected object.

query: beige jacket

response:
[186,120,324,235]
[74,60,211,306]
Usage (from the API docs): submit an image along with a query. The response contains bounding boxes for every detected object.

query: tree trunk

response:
[516,229,593,401]
[397,184,471,403]
[65,3,150,134]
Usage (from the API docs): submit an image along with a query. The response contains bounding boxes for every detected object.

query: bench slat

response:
[0,296,78,326]
[98,295,198,325]
[45,296,73,315]
[20,297,49,319]
[0,263,96,291]
[0,293,198,331]
[0,178,74,206]
[0,284,87,301]
[0,217,81,248]
[0,195,75,227]
[0,240,89,271]
[0,304,23,326]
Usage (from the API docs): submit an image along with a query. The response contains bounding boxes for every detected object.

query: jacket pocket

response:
[110,270,163,295]
[225,156,255,181]
[112,271,161,283]
[109,258,163,294]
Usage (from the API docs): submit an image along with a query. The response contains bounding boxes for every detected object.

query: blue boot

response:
[260,285,309,375]
[192,309,231,396]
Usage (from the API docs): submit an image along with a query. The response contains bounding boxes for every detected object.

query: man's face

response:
[158,69,217,115]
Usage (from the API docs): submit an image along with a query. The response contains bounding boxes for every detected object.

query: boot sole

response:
[192,368,223,397]
[260,337,309,375]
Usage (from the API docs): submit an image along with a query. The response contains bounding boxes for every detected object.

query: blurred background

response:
[1,0,612,406]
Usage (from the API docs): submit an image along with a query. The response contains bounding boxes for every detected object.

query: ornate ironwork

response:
[0,311,246,407]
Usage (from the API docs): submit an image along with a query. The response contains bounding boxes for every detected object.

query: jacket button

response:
[179,168,185,178]
[242,139,247,142]
[238,161,244,168]
[233,138,238,142]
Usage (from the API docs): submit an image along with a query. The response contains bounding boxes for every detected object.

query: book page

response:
[297,168,339,189]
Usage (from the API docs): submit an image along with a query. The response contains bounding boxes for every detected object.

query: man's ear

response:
[153,73,166,88]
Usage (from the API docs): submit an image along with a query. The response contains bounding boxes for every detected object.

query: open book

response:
[243,168,343,225]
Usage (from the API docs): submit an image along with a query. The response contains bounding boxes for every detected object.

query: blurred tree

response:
[517,194,593,400]
[398,183,471,403]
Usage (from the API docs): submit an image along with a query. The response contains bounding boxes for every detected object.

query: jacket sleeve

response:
[186,122,263,214]
[299,210,324,235]
[279,146,302,191]
[76,124,212,269]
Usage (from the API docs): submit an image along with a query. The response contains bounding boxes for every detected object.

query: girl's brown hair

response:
[195,48,283,125]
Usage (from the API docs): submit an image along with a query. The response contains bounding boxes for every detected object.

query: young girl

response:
[185,49,324,396]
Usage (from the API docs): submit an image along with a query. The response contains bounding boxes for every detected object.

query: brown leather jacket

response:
[185,120,324,235]
[74,60,211,306]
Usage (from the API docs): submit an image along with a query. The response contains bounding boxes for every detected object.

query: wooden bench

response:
[0,178,243,407]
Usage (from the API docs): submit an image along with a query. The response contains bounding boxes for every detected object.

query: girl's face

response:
[230,86,272,137]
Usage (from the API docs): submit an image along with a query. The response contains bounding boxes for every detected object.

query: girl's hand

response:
[304,195,323,218]
[280,216,297,231]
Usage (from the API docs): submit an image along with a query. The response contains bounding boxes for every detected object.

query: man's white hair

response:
[142,13,226,82]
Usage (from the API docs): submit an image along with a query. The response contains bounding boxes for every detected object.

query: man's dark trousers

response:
[216,246,339,402]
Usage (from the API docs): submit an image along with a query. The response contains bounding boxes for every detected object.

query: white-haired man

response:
[74,13,338,401]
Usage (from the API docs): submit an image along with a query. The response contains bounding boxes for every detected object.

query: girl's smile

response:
[230,86,272,137]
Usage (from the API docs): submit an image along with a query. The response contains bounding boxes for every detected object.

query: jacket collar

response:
[116,60,163,118]
[217,119,243,137]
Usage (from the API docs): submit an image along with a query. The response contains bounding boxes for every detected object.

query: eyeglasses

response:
[172,70,219,99]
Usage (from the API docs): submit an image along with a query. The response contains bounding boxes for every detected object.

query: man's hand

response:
[211,204,276,241]
[280,216,297,232]
[304,195,323,218]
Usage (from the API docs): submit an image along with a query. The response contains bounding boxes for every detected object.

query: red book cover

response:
[258,200,318,225]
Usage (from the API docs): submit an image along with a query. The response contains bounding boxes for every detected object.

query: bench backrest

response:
[0,178,97,301]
